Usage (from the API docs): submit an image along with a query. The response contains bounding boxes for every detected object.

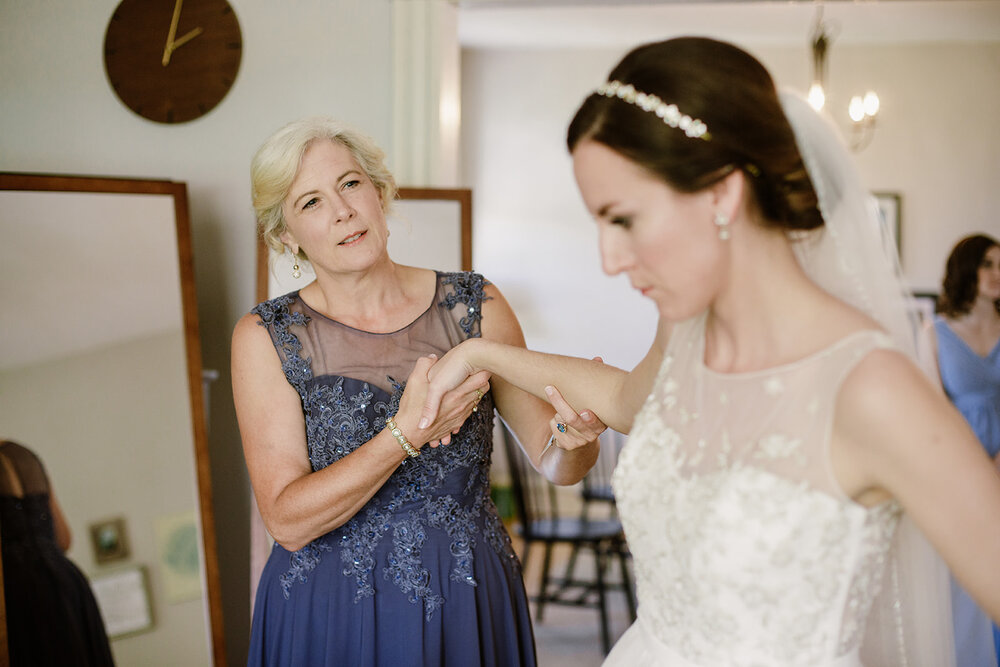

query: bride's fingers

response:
[544,385,605,440]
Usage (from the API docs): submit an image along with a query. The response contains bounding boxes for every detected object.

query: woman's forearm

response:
[454,338,632,431]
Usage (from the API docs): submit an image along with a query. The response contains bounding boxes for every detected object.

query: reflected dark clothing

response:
[247,272,536,667]
[0,440,114,666]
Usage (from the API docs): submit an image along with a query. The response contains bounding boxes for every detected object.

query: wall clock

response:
[104,0,242,124]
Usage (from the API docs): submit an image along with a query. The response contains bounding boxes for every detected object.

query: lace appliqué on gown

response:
[611,317,902,665]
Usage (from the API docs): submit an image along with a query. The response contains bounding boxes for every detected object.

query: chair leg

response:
[617,544,637,622]
[536,541,554,622]
[594,542,612,655]
[520,540,532,582]
[561,499,591,587]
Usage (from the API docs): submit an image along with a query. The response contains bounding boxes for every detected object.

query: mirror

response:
[0,173,225,665]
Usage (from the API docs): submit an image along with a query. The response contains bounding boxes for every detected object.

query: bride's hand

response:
[419,341,482,429]
[397,354,490,448]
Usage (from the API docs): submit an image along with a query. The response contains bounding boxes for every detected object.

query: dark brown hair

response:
[567,37,822,231]
[937,234,1000,316]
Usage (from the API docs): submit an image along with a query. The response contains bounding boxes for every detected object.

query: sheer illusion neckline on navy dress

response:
[294,270,442,336]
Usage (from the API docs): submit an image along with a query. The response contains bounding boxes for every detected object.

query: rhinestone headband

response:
[595,80,711,141]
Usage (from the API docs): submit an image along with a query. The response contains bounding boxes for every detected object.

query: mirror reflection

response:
[0,174,224,666]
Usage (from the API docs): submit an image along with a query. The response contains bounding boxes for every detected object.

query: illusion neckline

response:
[697,324,890,380]
[296,271,441,336]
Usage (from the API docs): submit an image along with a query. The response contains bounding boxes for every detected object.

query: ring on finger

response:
[556,422,567,433]
[472,388,484,413]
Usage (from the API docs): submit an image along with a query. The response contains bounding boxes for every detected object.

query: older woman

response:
[231,118,604,666]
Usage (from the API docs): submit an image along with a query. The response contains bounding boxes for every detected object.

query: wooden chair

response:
[580,429,626,517]
[562,429,627,597]
[496,422,636,654]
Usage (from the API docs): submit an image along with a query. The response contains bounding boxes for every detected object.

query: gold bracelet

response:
[386,417,420,457]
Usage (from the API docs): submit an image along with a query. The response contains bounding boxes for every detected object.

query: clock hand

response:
[162,0,184,66]
[169,27,203,54]
[161,0,203,66]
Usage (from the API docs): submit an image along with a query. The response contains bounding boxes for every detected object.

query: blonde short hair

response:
[250,117,398,258]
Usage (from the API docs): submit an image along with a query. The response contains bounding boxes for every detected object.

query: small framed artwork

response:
[874,192,902,257]
[89,516,130,564]
[90,566,154,638]
[912,291,938,326]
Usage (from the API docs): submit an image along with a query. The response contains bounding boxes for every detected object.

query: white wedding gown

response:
[605,315,902,667]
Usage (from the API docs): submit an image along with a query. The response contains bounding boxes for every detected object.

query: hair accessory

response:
[595,80,711,140]
[714,212,731,241]
[386,417,420,457]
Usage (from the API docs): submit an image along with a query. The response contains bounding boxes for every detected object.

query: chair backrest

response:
[496,421,563,535]
[581,429,627,501]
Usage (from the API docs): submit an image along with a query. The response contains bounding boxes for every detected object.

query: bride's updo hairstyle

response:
[567,37,823,232]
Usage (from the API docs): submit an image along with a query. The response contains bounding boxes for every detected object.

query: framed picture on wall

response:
[89,516,130,564]
[912,291,938,326]
[90,566,154,638]
[874,192,902,258]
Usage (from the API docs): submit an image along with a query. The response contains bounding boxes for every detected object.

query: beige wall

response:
[0,331,207,666]
[461,41,1000,368]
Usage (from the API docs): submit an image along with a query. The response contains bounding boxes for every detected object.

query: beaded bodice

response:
[251,271,519,619]
[613,315,901,665]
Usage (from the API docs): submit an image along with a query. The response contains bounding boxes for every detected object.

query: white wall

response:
[0,1,394,662]
[461,40,1000,371]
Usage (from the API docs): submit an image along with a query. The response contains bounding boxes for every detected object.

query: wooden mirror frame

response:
[0,172,226,666]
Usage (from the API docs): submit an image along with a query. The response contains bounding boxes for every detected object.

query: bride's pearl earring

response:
[714,212,731,241]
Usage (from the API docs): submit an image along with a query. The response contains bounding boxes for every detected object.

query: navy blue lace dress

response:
[246,271,535,666]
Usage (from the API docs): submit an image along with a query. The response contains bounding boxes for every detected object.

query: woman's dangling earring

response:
[290,249,302,279]
[714,212,731,241]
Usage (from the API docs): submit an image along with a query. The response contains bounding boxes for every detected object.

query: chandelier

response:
[808,7,880,152]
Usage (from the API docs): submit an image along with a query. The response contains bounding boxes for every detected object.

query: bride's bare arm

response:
[834,349,1000,623]
[422,304,671,435]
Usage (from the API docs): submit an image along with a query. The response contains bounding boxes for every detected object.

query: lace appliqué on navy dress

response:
[440,271,491,338]
[252,272,515,620]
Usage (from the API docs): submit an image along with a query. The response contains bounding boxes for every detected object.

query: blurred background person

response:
[0,438,114,666]
[932,233,1000,666]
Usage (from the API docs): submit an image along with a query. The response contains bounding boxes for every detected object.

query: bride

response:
[418,37,1000,666]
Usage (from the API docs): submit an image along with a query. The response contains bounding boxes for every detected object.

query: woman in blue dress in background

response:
[933,234,1000,667]
[232,117,606,666]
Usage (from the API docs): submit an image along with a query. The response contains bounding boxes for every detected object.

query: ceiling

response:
[457,1,1000,49]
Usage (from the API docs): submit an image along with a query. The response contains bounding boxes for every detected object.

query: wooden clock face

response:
[104,0,242,124]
